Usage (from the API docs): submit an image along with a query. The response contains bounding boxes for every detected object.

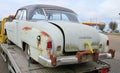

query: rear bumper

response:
[57,56,78,65]
[99,49,115,60]
[39,56,78,67]
[38,49,115,67]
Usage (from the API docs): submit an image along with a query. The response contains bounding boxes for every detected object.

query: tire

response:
[24,44,36,63]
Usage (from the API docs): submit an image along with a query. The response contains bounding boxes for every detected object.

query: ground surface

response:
[0,53,9,73]
[104,35,120,73]
[0,35,120,73]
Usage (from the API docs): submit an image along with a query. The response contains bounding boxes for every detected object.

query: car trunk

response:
[50,21,100,53]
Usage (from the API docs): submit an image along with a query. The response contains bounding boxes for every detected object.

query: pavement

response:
[104,35,120,73]
[0,53,9,73]
[0,35,120,73]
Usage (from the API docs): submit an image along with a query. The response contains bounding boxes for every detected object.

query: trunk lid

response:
[50,21,100,52]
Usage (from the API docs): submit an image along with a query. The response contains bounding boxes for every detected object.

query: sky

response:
[0,0,120,30]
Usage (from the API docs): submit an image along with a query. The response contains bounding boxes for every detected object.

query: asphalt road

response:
[104,35,120,73]
[0,35,120,73]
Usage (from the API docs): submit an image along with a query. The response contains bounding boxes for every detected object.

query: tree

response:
[109,21,118,32]
[99,23,105,32]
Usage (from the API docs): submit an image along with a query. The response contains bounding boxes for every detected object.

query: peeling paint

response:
[41,31,50,37]
[46,48,51,56]
[39,48,43,55]
[23,27,32,31]
[37,41,41,47]
[56,46,61,51]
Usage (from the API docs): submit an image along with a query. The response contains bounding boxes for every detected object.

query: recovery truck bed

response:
[0,44,110,73]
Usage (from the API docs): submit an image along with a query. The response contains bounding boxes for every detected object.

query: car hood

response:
[49,21,100,52]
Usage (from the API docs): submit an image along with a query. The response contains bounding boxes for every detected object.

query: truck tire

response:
[24,44,36,63]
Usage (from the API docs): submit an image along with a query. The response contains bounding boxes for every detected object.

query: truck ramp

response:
[0,44,110,73]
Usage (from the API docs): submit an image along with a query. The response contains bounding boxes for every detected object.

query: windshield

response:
[30,8,79,23]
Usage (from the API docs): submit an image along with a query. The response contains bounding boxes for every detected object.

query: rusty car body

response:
[5,4,115,67]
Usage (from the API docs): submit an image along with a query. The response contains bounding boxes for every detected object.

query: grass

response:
[104,33,120,36]
[113,34,120,36]
[105,33,120,36]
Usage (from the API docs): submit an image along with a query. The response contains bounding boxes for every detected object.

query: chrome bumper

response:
[57,56,78,65]
[39,49,115,67]
[39,56,78,66]
[99,53,112,60]
[99,49,115,60]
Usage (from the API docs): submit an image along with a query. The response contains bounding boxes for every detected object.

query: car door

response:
[9,9,27,46]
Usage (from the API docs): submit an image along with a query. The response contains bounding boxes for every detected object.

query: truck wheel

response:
[25,44,36,63]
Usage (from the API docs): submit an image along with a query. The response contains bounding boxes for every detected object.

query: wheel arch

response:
[22,41,26,51]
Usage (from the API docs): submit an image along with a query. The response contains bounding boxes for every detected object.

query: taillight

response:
[47,41,52,48]
[102,68,108,73]
[106,40,109,46]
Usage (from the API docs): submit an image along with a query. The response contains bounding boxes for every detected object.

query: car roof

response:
[19,4,76,14]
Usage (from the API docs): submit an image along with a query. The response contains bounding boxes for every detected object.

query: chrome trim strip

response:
[99,53,112,60]
[39,56,51,63]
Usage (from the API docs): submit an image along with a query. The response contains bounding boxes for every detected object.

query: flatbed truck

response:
[0,43,110,73]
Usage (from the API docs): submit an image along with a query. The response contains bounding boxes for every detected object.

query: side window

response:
[21,10,26,20]
[15,10,22,20]
[15,10,26,20]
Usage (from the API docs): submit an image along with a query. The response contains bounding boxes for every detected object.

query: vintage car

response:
[5,4,115,67]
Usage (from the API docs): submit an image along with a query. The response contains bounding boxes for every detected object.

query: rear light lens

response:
[106,40,109,46]
[102,68,108,73]
[47,41,52,48]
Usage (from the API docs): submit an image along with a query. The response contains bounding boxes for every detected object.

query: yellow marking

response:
[84,42,94,53]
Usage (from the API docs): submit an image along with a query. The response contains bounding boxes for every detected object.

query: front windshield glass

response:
[30,8,79,23]
[45,9,79,23]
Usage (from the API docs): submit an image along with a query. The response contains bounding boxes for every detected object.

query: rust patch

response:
[108,49,115,58]
[39,48,43,55]
[46,48,51,56]
[41,31,50,37]
[93,50,99,61]
[50,54,57,67]
[23,27,32,31]
[76,50,92,62]
[56,46,61,51]
[37,41,41,47]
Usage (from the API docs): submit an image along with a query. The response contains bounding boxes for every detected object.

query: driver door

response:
[8,9,27,46]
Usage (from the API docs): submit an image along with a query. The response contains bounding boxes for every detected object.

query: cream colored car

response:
[5,4,115,67]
